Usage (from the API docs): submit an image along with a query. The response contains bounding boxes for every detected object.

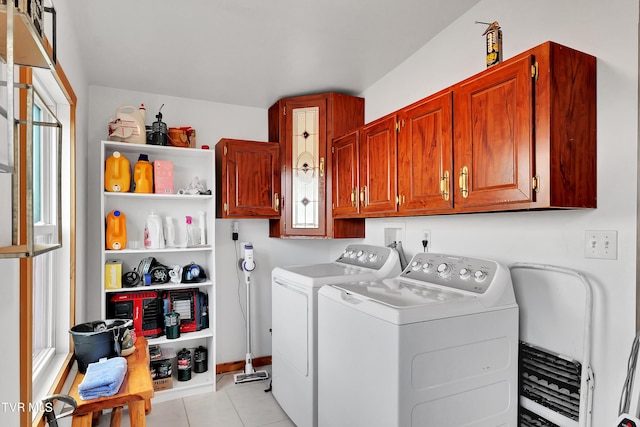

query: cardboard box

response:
[154,160,174,194]
[153,377,173,391]
[104,260,122,290]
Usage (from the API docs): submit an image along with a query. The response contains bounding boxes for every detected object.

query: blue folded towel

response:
[78,357,128,400]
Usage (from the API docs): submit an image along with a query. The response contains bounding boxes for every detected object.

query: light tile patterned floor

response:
[86,367,295,427]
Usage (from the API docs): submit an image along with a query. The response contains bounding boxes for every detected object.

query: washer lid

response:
[333,280,470,308]
[272,263,378,288]
[320,278,517,325]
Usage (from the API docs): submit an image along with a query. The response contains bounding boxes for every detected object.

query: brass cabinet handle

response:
[440,170,450,201]
[396,194,406,206]
[320,157,325,177]
[459,166,469,198]
[351,188,357,207]
[274,193,280,212]
[360,186,368,207]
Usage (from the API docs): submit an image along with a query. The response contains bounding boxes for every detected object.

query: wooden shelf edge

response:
[0,8,54,69]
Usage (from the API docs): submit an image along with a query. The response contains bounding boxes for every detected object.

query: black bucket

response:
[69,319,132,373]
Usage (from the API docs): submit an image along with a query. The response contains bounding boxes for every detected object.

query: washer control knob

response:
[358,251,368,262]
[437,263,452,277]
[421,263,432,273]
[368,253,378,263]
[459,268,471,279]
[349,250,357,258]
[411,261,422,271]
[474,270,488,282]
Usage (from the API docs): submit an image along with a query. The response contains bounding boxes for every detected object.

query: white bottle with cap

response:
[144,209,165,249]
[199,211,206,245]
[164,216,176,247]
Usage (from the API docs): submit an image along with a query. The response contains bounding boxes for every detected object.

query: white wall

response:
[86,86,332,363]
[327,0,637,425]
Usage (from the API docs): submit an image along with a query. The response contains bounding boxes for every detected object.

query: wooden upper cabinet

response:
[215,138,280,218]
[268,92,365,238]
[397,90,454,214]
[452,41,596,212]
[453,55,534,209]
[359,115,398,215]
[332,130,360,217]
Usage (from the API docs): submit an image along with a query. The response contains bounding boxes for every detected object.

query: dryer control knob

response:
[474,270,488,282]
[411,261,422,271]
[422,263,432,273]
[459,268,471,279]
[437,263,452,277]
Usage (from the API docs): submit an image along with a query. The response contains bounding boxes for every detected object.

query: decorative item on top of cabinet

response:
[453,41,596,212]
[268,92,365,238]
[215,138,280,218]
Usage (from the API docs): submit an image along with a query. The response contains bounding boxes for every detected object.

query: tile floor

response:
[85,367,294,427]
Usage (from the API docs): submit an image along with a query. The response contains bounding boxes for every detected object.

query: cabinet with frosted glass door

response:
[268,92,365,238]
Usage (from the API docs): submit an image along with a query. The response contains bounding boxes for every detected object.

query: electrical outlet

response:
[585,230,618,259]
[422,229,431,251]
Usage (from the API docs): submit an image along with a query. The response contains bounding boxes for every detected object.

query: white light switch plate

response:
[585,230,618,260]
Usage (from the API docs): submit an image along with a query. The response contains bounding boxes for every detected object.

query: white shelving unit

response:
[99,140,216,401]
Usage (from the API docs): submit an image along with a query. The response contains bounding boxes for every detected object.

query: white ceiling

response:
[67,0,481,109]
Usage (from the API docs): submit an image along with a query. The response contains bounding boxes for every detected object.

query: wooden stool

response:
[68,337,154,427]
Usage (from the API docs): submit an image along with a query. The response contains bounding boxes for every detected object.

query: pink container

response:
[154,160,174,194]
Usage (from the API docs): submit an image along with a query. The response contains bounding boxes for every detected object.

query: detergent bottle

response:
[104,151,131,192]
[109,105,147,144]
[133,154,153,193]
[106,210,127,250]
[144,209,165,249]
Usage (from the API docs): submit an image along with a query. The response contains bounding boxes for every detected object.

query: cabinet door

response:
[397,91,453,214]
[359,115,398,215]
[454,55,534,209]
[217,139,280,217]
[332,131,359,217]
[282,98,328,237]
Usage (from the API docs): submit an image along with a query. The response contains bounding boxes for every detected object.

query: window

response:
[29,69,70,416]
[31,90,59,378]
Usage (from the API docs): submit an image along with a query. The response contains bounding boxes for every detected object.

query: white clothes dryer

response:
[318,252,519,427]
[271,244,402,427]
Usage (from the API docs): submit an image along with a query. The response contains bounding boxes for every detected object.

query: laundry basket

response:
[510,263,594,427]
[69,319,132,373]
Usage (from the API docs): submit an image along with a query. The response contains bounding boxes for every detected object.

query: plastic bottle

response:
[133,154,153,193]
[144,210,165,249]
[104,151,131,192]
[198,211,206,245]
[106,210,127,250]
[185,216,200,247]
[164,216,176,247]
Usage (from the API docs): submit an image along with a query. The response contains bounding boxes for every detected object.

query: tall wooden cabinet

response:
[268,92,365,238]
[215,138,280,218]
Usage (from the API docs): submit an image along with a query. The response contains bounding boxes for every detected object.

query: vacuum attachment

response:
[234,370,269,384]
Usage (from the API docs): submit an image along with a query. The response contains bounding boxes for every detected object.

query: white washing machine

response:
[271,244,402,427]
[318,252,519,427]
